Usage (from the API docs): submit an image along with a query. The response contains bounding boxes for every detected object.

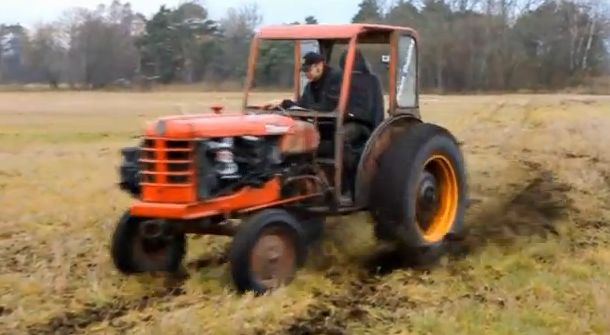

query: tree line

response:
[0,0,608,93]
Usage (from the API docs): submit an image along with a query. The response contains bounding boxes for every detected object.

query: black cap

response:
[300,52,325,72]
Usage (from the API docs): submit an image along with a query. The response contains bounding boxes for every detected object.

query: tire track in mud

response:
[465,144,606,165]
[23,250,229,334]
[448,160,573,259]
[25,285,186,335]
[280,159,579,335]
[283,272,388,335]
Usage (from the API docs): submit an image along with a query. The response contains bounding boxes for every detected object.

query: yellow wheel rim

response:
[415,155,459,243]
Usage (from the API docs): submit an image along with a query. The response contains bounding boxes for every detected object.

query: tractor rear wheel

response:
[369,122,467,265]
[110,211,186,274]
[229,208,307,294]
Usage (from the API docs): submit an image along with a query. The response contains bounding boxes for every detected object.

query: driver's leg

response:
[340,122,370,203]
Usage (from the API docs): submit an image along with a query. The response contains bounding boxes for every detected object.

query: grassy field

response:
[1,91,610,335]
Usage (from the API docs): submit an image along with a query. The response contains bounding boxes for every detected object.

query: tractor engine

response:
[118,113,320,203]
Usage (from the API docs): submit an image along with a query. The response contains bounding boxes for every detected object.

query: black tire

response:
[110,211,187,274]
[229,208,307,294]
[369,122,467,264]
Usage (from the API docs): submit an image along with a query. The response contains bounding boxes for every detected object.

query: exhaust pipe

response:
[140,219,166,239]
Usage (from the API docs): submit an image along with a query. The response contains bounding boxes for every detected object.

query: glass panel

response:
[248,40,296,104]
[299,40,320,95]
[396,35,416,108]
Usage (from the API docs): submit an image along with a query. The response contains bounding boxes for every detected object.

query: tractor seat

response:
[339,48,385,131]
[315,49,383,159]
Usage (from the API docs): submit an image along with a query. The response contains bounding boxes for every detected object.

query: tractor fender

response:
[354,113,423,208]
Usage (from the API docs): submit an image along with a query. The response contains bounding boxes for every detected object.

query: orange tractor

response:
[112,23,468,294]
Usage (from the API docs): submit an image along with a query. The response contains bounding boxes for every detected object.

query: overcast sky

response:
[1,0,359,28]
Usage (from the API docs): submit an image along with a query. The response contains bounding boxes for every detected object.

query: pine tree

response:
[351,0,383,23]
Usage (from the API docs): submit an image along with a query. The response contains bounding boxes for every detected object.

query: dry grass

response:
[1,91,610,335]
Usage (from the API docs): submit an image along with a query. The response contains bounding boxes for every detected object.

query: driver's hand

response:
[279,99,296,109]
[262,98,283,110]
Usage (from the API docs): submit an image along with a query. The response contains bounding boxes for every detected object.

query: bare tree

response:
[215,3,263,80]
[23,23,66,88]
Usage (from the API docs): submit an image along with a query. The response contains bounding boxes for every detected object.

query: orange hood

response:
[143,112,298,138]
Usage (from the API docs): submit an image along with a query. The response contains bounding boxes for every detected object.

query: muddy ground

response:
[1,93,609,334]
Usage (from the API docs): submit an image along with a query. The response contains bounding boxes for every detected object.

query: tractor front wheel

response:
[110,211,186,274]
[229,208,307,294]
[369,122,467,265]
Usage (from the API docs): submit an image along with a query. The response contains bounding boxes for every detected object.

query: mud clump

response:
[362,246,412,275]
[286,309,347,335]
[284,275,388,335]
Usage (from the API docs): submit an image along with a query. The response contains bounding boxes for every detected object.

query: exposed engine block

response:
[119,122,320,202]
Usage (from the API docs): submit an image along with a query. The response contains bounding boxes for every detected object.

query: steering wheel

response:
[266,103,288,116]
[264,99,299,115]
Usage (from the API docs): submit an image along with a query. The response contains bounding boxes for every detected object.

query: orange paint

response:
[131,177,283,219]
[256,23,419,41]
[144,113,297,138]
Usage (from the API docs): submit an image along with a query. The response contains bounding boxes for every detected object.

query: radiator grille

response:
[138,138,194,185]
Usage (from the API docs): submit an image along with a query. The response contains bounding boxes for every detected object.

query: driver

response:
[263,51,342,111]
[263,51,369,205]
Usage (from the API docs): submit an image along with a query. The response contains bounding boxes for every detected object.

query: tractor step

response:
[315,158,335,166]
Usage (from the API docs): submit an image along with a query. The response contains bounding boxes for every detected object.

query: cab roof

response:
[256,23,418,40]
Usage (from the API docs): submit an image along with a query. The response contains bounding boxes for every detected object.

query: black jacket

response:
[296,65,342,111]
